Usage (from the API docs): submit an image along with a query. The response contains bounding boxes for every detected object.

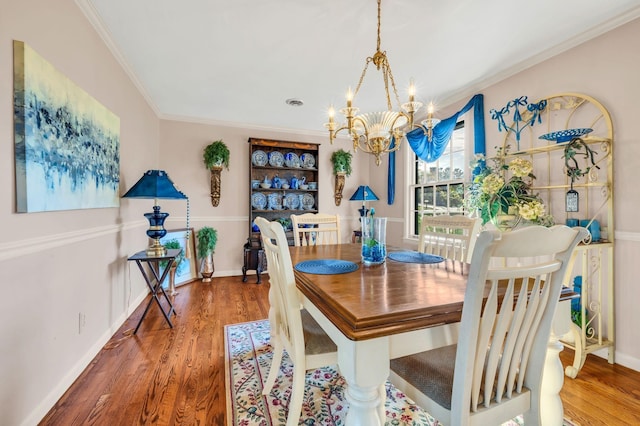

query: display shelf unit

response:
[247,137,320,246]
[499,93,614,378]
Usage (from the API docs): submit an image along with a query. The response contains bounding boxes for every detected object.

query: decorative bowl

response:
[282,184,290,189]
[260,182,272,189]
[300,184,309,190]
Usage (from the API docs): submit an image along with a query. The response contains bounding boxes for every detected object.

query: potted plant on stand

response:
[330,149,353,206]
[203,139,230,207]
[161,239,184,296]
[197,226,218,282]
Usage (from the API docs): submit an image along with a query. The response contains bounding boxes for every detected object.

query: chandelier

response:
[325,0,437,166]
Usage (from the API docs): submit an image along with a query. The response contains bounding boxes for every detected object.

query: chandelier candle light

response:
[325,0,437,166]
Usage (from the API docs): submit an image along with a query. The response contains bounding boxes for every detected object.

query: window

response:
[408,122,466,238]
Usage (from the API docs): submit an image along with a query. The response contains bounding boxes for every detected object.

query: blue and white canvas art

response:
[13,40,120,212]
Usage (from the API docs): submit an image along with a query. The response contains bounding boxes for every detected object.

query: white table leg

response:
[302,301,388,426]
[339,337,388,426]
[541,299,571,425]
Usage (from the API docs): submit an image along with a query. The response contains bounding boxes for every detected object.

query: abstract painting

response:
[13,40,120,212]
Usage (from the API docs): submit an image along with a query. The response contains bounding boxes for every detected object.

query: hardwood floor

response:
[40,276,640,425]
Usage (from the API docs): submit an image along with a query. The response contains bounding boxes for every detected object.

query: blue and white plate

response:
[301,193,315,210]
[284,193,300,210]
[251,192,267,210]
[539,128,593,143]
[252,150,268,166]
[268,151,284,167]
[285,152,301,168]
[301,153,315,169]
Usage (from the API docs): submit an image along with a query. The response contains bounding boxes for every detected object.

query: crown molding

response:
[74,0,161,117]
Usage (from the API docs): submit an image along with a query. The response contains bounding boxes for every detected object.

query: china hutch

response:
[242,137,320,282]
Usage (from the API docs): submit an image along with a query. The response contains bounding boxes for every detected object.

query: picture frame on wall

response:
[159,228,198,286]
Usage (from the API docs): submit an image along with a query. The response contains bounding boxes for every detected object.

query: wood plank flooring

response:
[40,276,640,425]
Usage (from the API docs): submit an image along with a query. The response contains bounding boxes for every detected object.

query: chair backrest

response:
[418,215,481,268]
[290,213,341,246]
[451,225,587,424]
[255,217,306,363]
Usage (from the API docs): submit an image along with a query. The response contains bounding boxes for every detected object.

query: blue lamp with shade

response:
[122,170,188,256]
[349,185,379,218]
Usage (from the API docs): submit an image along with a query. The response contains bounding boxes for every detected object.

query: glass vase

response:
[361,217,387,265]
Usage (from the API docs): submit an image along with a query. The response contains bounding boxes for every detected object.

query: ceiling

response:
[81,0,640,135]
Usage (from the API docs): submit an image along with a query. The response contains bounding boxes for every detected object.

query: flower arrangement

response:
[466,146,553,229]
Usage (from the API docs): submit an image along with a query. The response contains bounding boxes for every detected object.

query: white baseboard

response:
[22,290,148,426]
[591,347,640,372]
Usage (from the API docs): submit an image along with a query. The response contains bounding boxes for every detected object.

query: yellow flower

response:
[481,173,504,195]
[509,157,533,178]
[518,200,545,221]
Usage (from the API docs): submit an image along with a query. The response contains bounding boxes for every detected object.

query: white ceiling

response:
[80,0,640,134]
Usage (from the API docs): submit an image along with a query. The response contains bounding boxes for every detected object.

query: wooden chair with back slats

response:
[390,225,588,426]
[255,217,338,426]
[290,213,341,246]
[418,215,481,273]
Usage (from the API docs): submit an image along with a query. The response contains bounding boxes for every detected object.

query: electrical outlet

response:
[78,312,86,334]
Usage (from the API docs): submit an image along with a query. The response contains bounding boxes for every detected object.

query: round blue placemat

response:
[295,259,359,275]
[388,251,445,264]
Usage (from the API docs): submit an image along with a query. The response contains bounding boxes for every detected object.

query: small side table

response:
[128,249,181,333]
[242,238,266,284]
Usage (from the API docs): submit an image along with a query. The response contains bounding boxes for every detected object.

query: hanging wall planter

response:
[330,149,352,206]
[203,139,230,207]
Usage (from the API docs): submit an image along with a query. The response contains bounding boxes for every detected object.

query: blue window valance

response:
[387,94,486,204]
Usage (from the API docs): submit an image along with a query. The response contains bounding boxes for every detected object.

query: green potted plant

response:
[330,149,353,206]
[197,226,218,282]
[162,239,184,295]
[330,149,353,176]
[203,139,230,170]
[203,140,230,207]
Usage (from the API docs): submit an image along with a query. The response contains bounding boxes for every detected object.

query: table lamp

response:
[122,170,188,256]
[349,185,379,218]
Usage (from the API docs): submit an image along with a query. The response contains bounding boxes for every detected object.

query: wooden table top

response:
[292,243,577,342]
[291,243,469,341]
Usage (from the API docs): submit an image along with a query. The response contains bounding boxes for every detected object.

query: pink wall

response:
[0,1,161,424]
[2,1,640,423]
[388,17,640,370]
[158,119,371,274]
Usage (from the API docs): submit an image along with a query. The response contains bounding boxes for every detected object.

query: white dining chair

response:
[390,225,588,426]
[290,213,341,246]
[418,215,481,273]
[254,217,338,426]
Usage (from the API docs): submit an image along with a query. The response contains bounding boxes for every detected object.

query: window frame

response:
[404,118,474,241]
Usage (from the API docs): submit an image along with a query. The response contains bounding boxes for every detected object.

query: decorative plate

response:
[388,251,445,264]
[251,150,268,166]
[251,192,267,210]
[284,193,300,210]
[294,259,359,275]
[301,193,315,210]
[301,153,316,169]
[267,193,282,210]
[268,151,284,167]
[285,152,301,168]
[538,128,593,143]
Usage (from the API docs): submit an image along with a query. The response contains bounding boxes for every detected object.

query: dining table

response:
[291,243,574,426]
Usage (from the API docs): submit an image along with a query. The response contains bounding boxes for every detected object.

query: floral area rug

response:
[225,319,576,426]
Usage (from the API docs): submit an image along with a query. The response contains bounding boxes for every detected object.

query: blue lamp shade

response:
[122,170,187,200]
[122,170,187,256]
[349,185,379,201]
[350,185,379,218]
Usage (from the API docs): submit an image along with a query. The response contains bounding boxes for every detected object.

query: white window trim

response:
[403,110,476,243]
